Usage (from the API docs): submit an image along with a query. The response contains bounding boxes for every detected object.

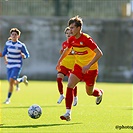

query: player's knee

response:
[67,83,75,88]
[9,78,14,83]
[86,85,94,96]
[86,88,93,96]
[86,91,93,96]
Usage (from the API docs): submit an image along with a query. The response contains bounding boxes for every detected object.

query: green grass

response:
[0,80,132,133]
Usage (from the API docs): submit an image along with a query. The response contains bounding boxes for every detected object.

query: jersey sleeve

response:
[21,43,30,59]
[2,45,8,57]
[86,37,98,50]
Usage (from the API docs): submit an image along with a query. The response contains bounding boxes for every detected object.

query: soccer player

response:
[5,37,20,91]
[56,16,103,121]
[57,27,78,106]
[0,28,30,104]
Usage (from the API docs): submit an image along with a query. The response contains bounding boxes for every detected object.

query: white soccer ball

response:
[28,104,42,119]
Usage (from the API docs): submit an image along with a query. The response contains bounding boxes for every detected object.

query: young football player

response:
[0,28,30,104]
[56,16,103,121]
[57,27,78,106]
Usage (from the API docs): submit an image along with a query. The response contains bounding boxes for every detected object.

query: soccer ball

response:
[28,104,42,119]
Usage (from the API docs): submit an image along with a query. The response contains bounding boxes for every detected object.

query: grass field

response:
[0,80,132,133]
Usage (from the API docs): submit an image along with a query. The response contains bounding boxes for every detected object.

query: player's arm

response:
[21,44,30,59]
[56,47,72,71]
[0,45,8,57]
[4,55,8,64]
[82,46,103,74]
[59,49,63,54]
[60,42,66,54]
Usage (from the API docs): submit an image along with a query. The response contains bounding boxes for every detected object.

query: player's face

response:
[65,30,72,39]
[10,32,20,42]
[69,23,80,37]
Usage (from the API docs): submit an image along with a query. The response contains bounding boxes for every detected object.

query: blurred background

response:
[0,0,132,83]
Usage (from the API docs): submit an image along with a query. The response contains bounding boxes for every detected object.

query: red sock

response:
[65,88,73,109]
[92,88,101,97]
[57,78,63,94]
[73,86,77,97]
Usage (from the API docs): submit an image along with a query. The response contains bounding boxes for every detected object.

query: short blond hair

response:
[64,27,70,34]
[10,28,21,36]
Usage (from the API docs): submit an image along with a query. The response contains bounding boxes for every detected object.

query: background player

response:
[57,27,78,106]
[5,37,20,91]
[0,28,30,104]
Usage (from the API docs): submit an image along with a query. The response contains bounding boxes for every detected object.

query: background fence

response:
[0,0,132,83]
[0,0,132,18]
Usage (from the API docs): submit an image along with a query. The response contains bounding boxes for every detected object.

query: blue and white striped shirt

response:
[2,40,30,69]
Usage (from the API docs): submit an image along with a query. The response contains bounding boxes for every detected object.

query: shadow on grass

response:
[0,123,82,128]
[1,105,63,109]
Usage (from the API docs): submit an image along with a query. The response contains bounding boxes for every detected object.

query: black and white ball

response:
[28,104,42,119]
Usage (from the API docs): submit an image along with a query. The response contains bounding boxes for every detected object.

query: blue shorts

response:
[7,67,22,81]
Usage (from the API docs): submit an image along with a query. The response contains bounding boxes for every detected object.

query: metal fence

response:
[0,0,131,18]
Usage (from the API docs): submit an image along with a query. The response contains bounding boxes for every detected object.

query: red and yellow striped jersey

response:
[60,40,75,69]
[68,33,98,70]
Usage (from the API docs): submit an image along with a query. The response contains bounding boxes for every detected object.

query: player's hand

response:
[59,50,63,55]
[82,65,90,74]
[21,52,25,58]
[56,63,61,71]
[5,60,8,64]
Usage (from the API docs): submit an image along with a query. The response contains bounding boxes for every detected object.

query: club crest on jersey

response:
[80,42,83,45]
